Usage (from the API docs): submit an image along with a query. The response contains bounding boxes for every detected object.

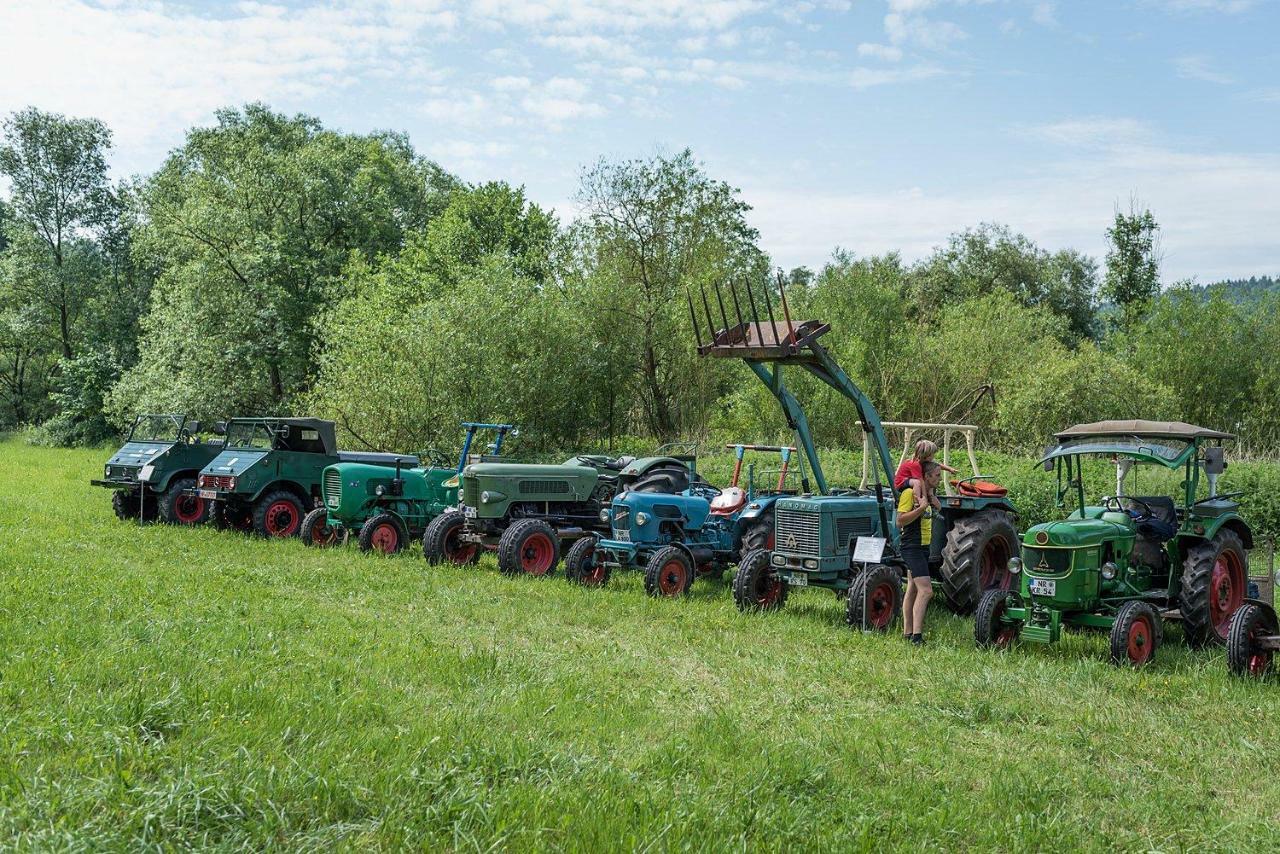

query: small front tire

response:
[732,549,788,612]
[422,510,480,565]
[565,535,611,587]
[1109,600,1162,667]
[497,519,560,576]
[301,507,343,547]
[359,512,406,554]
[643,545,693,598]
[1227,602,1278,678]
[974,588,1021,649]
[845,564,902,632]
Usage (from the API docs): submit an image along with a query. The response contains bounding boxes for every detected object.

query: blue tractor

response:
[565,444,800,596]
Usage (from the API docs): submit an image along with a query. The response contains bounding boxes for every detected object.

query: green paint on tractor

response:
[975,420,1254,667]
[92,413,227,525]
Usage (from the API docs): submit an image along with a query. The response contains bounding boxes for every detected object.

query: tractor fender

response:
[249,479,313,507]
[660,540,702,566]
[737,494,781,523]
[152,467,200,494]
[1243,597,1276,617]
[1175,515,1254,551]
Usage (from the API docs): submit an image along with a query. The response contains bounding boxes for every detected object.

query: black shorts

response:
[902,546,931,579]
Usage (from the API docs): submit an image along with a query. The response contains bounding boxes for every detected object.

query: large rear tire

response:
[158,477,208,526]
[732,548,788,612]
[1179,529,1248,648]
[1227,602,1277,678]
[565,535,611,587]
[939,510,1019,616]
[301,507,343,547]
[359,512,406,555]
[422,510,479,565]
[497,518,560,576]
[845,564,902,632]
[253,490,305,538]
[630,462,691,494]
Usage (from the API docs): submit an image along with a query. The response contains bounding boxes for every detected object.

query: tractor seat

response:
[951,479,1008,498]
[710,486,747,516]
[1132,496,1178,540]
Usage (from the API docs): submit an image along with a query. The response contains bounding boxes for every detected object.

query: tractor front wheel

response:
[497,519,560,576]
[732,549,788,613]
[1179,529,1248,648]
[422,510,480,565]
[1109,600,1162,667]
[359,513,406,554]
[741,513,775,554]
[565,535,611,587]
[158,478,209,526]
[301,507,343,547]
[939,510,1019,616]
[845,564,902,632]
[974,588,1021,649]
[212,500,254,533]
[253,491,305,538]
[1227,602,1277,678]
[112,489,141,521]
[644,545,694,598]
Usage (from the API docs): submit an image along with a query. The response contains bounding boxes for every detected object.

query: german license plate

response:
[614,529,629,542]
[463,505,476,518]
[1029,578,1056,596]
[787,572,808,587]
[198,489,218,500]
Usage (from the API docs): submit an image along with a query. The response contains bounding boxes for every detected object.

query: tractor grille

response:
[612,505,630,536]
[108,465,137,480]
[198,474,235,490]
[324,469,342,508]
[835,515,874,549]
[462,476,480,507]
[1024,547,1073,576]
[775,508,821,557]
[519,480,571,495]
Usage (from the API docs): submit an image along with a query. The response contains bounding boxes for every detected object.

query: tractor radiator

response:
[324,469,342,508]
[775,508,821,557]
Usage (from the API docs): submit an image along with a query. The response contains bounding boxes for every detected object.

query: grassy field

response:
[3,438,1280,851]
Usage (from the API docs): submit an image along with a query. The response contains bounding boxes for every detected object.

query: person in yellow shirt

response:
[899,461,942,645]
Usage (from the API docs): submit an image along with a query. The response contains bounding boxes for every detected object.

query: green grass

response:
[3,438,1280,851]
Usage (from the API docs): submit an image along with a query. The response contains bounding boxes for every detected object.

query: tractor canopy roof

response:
[224,417,337,454]
[1042,420,1231,469]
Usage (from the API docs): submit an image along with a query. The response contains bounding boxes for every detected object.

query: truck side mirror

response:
[1043,457,1055,472]
[212,421,227,435]
[1204,446,1226,475]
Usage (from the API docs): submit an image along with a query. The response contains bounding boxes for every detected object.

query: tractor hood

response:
[614,490,711,531]
[107,441,173,469]
[463,462,599,482]
[1024,517,1130,548]
[203,448,268,477]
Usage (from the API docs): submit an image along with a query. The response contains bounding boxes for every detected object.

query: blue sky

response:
[2,0,1277,280]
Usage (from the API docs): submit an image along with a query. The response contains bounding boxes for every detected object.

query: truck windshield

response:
[128,414,183,443]
[225,422,277,450]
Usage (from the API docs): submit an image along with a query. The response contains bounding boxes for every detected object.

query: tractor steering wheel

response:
[1104,495,1153,521]
[424,448,451,469]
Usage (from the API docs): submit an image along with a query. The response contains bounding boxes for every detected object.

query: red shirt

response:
[895,458,922,491]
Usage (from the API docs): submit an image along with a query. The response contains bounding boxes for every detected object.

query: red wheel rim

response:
[581,547,607,586]
[866,581,896,629]
[1247,623,1272,676]
[442,523,478,564]
[657,558,688,596]
[310,519,338,546]
[370,523,399,553]
[264,500,300,537]
[1127,615,1154,664]
[754,569,784,606]
[979,535,1013,590]
[519,532,555,575]
[1209,552,1245,638]
[174,494,204,524]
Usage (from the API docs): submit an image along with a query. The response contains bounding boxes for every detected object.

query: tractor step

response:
[1160,608,1183,621]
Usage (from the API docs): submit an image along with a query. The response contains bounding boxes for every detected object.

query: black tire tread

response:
[422,510,477,565]
[252,489,305,538]
[1109,600,1163,667]
[1227,602,1277,677]
[1179,529,1247,649]
[358,512,405,554]
[732,548,788,612]
[643,545,693,597]
[497,518,560,576]
[939,509,1019,616]
[565,535,610,587]
[845,564,902,632]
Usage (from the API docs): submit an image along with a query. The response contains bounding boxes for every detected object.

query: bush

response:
[31,351,121,447]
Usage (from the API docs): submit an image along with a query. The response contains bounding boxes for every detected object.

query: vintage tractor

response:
[863,423,1019,614]
[91,414,225,525]
[974,420,1253,667]
[426,447,698,576]
[193,417,417,538]
[301,422,515,554]
[566,444,799,596]
[688,278,905,632]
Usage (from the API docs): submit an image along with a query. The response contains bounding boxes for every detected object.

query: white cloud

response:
[884,11,966,49]
[1174,55,1235,84]
[491,75,533,91]
[1022,116,1153,148]
[857,42,904,61]
[1031,2,1058,26]
[1145,0,1257,11]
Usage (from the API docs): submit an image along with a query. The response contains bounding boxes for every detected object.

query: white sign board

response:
[852,536,886,564]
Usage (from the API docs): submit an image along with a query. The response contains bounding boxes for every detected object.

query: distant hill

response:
[1190,275,1279,304]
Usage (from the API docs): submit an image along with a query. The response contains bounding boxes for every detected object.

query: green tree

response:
[1103,204,1161,326]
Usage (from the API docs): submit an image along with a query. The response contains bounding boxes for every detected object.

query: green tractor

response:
[301,422,515,555]
[92,414,226,525]
[193,417,417,538]
[425,447,699,576]
[975,420,1253,666]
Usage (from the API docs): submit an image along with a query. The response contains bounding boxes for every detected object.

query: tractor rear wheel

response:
[644,545,694,598]
[253,490,305,538]
[301,507,343,547]
[1227,602,1277,678]
[1179,529,1248,648]
[845,564,902,632]
[498,519,560,576]
[732,548,788,612]
[359,513,406,554]
[939,510,1019,616]
[1109,600,1162,667]
[974,589,1021,649]
[422,510,479,565]
[565,535,611,587]
[212,500,253,533]
[741,513,775,554]
[112,489,141,521]
[158,478,208,526]
[631,463,690,494]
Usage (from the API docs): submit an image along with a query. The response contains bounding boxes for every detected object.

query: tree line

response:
[2,103,1277,456]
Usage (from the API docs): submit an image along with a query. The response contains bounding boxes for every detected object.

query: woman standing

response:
[900,461,942,645]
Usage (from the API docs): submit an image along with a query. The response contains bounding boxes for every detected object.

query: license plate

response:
[1030,578,1056,596]
[787,572,808,587]
[614,529,629,542]
[463,505,476,518]
[198,489,218,500]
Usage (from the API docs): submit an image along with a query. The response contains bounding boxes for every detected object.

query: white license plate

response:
[198,489,219,500]
[1029,578,1056,596]
[787,573,808,587]
[613,529,629,542]
[463,505,476,518]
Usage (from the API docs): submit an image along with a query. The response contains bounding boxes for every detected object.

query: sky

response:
[1,0,1277,282]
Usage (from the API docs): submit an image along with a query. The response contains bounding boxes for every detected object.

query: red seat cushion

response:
[952,479,1008,498]
[710,486,747,515]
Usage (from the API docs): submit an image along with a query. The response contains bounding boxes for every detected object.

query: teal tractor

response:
[688,278,905,631]
[92,413,225,525]
[301,422,515,554]
[975,421,1253,666]
[566,444,798,595]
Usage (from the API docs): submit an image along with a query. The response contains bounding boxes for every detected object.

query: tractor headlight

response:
[481,490,492,503]
[375,485,386,496]
[772,553,786,566]
[1101,561,1117,580]
[599,508,610,523]
[635,512,650,526]
[104,464,111,478]
[803,559,818,570]
[1008,557,1022,574]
